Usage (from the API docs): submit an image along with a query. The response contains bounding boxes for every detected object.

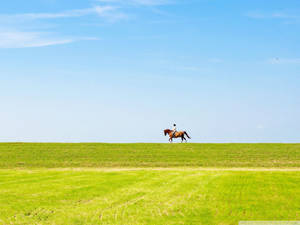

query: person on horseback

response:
[172,124,177,138]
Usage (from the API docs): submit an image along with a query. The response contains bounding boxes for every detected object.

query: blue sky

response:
[0,0,299,142]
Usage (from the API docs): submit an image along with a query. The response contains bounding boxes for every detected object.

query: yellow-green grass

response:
[1,143,300,224]
[1,169,300,225]
[0,143,299,168]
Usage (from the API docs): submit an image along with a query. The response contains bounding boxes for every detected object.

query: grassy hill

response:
[0,143,299,168]
[1,143,300,224]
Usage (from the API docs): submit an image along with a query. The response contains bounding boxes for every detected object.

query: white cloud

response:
[93,6,128,22]
[0,0,170,48]
[0,31,98,48]
[1,2,168,23]
[0,6,122,48]
[97,0,172,6]
[0,6,125,21]
[267,58,300,65]
[246,11,300,20]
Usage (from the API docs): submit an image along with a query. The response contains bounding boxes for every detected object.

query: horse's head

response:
[164,129,170,136]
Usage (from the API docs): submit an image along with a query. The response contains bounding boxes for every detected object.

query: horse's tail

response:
[184,131,191,139]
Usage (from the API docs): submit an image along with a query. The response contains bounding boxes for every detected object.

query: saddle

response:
[172,131,177,137]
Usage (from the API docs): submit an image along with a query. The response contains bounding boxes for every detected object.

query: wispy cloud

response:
[0,31,99,48]
[0,6,126,22]
[96,0,173,6]
[96,0,174,17]
[0,5,125,48]
[0,0,172,48]
[267,58,300,65]
[246,10,300,21]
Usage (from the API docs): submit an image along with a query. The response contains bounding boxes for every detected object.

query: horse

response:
[164,129,191,143]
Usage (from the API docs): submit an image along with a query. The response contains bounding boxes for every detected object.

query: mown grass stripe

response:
[1,170,299,224]
[0,143,300,168]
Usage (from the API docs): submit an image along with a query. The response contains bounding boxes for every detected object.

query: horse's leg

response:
[183,136,187,143]
[181,136,184,143]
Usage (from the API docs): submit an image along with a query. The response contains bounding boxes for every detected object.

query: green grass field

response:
[1,143,300,168]
[0,143,300,225]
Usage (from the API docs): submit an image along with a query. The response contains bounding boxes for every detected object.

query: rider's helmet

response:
[173,124,176,126]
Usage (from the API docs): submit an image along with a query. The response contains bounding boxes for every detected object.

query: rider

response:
[172,124,177,138]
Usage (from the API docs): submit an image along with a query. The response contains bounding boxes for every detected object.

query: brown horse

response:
[164,129,191,143]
